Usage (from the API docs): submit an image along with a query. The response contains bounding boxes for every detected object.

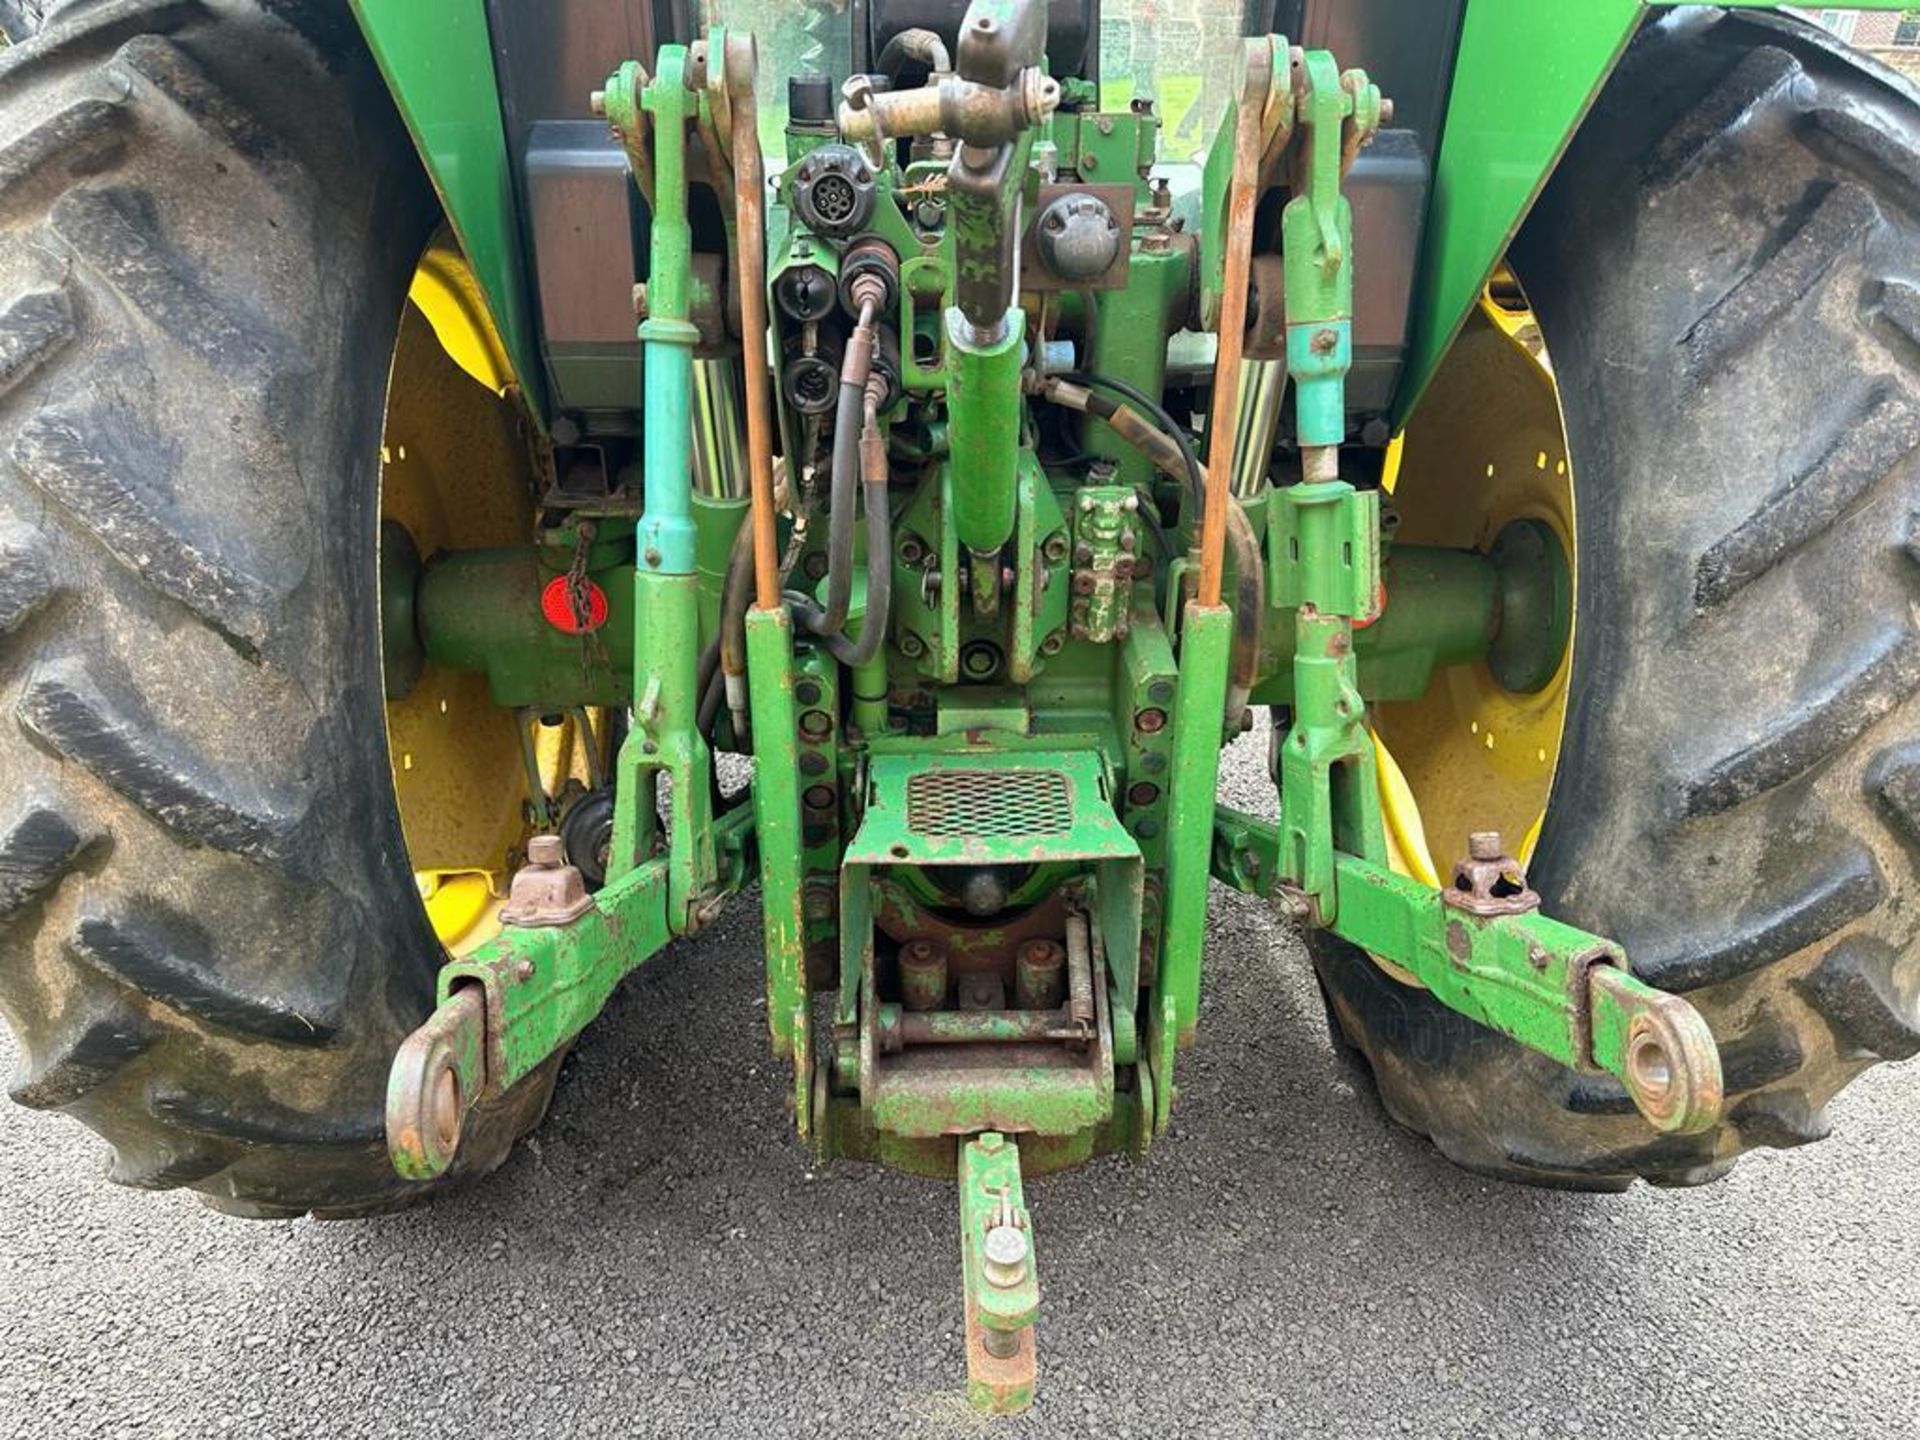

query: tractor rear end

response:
[377,3,1722,1407]
[1,0,1916,1416]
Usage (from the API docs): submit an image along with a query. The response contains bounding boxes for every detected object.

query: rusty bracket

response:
[500,835,594,926]
[1441,830,1539,918]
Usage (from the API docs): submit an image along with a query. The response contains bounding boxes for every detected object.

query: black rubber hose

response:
[714,521,752,679]
[1220,501,1263,730]
[715,513,755,733]
[1058,370,1263,729]
[1060,370,1202,506]
[696,631,722,722]
[1075,288,1099,362]
[875,26,950,79]
[785,399,893,668]
[809,300,877,640]
[697,660,726,736]
[783,477,891,667]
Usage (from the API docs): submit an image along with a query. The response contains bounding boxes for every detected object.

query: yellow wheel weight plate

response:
[1368,288,1575,982]
[379,232,600,953]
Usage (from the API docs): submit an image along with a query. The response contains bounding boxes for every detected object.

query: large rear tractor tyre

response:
[1317,11,1920,1188]
[0,0,552,1215]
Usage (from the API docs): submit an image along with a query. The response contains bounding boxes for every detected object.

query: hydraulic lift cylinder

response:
[946,307,1027,584]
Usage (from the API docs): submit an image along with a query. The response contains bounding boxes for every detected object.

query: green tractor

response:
[2,0,1916,1411]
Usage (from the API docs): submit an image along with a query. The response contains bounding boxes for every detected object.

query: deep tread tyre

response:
[0,2,47,43]
[1315,11,1920,1189]
[0,0,552,1215]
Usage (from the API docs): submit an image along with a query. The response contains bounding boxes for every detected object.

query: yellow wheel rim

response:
[378,231,598,954]
[1372,281,1575,902]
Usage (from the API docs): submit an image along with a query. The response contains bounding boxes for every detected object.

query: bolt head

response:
[527,834,565,868]
[982,1224,1030,1287]
[1468,831,1504,862]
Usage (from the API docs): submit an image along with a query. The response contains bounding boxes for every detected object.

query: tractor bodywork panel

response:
[347,1,1914,435]
[349,0,546,416]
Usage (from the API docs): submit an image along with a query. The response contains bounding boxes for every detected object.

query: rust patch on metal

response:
[873,882,1070,976]
[964,1293,1036,1411]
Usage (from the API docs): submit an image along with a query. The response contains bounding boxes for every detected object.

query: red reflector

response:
[541,575,610,634]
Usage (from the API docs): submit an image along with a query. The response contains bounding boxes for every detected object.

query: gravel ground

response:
[3,738,1916,1439]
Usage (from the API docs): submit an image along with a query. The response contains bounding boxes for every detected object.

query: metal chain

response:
[564,521,611,687]
[565,521,595,629]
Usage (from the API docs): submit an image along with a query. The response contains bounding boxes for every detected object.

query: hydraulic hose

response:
[1219,501,1262,731]
[785,381,893,668]
[697,654,726,737]
[715,515,756,737]
[1058,370,1199,498]
[697,631,723,721]
[875,26,951,80]
[1047,371,1263,731]
[714,485,818,743]
[808,298,878,642]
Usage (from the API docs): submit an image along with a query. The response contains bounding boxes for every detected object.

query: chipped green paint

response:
[1158,603,1231,1046]
[747,607,807,1068]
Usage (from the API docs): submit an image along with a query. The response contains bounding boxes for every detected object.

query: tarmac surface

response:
[2,739,1916,1438]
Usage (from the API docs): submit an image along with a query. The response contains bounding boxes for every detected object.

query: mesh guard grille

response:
[904,768,1073,838]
